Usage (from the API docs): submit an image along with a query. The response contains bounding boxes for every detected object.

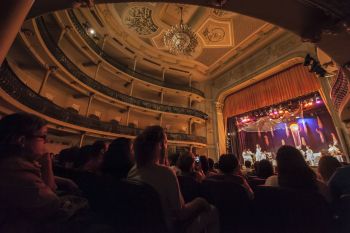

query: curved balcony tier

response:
[35,16,208,121]
[66,10,205,98]
[0,61,207,145]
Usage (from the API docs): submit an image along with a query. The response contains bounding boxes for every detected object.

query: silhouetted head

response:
[101,137,134,179]
[257,159,274,179]
[318,156,342,182]
[219,154,239,174]
[0,113,47,161]
[134,126,167,168]
[177,152,195,173]
[276,145,317,191]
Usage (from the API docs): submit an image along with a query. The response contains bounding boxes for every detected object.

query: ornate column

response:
[101,34,108,51]
[215,101,226,158]
[188,95,192,108]
[133,56,138,72]
[162,67,166,81]
[126,107,131,126]
[57,25,71,45]
[0,0,35,65]
[94,60,102,80]
[85,93,94,117]
[38,65,57,95]
[129,80,134,96]
[79,132,85,147]
[160,90,164,104]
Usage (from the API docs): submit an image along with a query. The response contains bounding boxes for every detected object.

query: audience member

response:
[242,160,253,176]
[265,145,331,201]
[328,165,350,200]
[200,155,216,177]
[0,113,60,231]
[177,151,204,182]
[56,146,80,169]
[100,137,134,180]
[208,158,218,174]
[210,154,254,199]
[256,159,274,179]
[168,152,181,175]
[318,156,342,183]
[128,126,220,233]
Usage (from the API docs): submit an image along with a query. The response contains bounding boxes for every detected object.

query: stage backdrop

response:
[227,106,339,157]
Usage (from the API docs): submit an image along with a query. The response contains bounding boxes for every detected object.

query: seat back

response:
[253,186,333,233]
[177,175,200,203]
[200,178,251,232]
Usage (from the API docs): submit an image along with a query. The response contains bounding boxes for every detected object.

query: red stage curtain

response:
[223,64,320,121]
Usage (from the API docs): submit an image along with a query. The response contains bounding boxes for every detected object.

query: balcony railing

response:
[67,10,205,98]
[331,68,349,111]
[0,61,207,145]
[35,16,208,120]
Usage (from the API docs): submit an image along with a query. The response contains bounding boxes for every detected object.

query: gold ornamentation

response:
[163,7,198,56]
[124,7,158,36]
[202,27,225,42]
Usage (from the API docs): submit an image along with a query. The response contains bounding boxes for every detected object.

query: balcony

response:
[66,10,205,98]
[35,16,208,120]
[0,61,207,145]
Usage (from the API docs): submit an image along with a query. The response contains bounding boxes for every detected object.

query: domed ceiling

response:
[73,2,284,80]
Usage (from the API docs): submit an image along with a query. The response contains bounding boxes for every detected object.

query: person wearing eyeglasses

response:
[0,113,60,232]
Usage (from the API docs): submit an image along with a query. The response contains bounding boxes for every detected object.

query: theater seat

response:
[252,186,333,233]
[177,175,200,203]
[247,176,266,191]
[54,167,167,233]
[200,178,251,232]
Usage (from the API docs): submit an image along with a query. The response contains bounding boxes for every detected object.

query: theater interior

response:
[0,0,350,233]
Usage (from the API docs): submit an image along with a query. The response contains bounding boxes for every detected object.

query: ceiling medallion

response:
[163,6,198,56]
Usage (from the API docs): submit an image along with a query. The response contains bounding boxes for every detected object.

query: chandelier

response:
[163,6,198,56]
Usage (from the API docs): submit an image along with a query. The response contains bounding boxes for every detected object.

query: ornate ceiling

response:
[78,2,283,80]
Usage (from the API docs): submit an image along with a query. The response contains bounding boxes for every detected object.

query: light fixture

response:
[163,6,198,56]
[88,28,96,36]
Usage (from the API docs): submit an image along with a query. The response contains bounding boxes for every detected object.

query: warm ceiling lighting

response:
[163,6,198,56]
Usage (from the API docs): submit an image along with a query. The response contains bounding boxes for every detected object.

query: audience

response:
[0,113,60,231]
[128,126,220,233]
[318,156,342,183]
[177,151,204,182]
[100,137,134,180]
[208,157,218,174]
[328,165,350,200]
[265,145,331,201]
[256,159,274,179]
[168,152,181,175]
[1,112,345,232]
[210,154,254,199]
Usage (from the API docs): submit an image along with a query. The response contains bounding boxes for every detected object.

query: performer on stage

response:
[242,149,253,164]
[328,144,343,162]
[305,145,315,166]
[255,144,263,161]
[296,145,306,158]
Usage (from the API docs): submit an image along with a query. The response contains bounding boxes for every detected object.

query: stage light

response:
[290,123,299,131]
[316,96,322,104]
